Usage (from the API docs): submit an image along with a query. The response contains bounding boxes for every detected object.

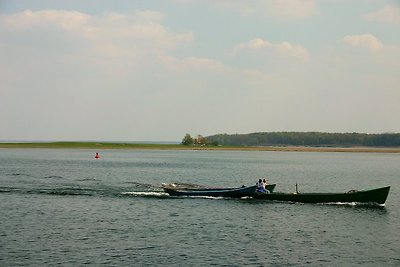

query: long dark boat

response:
[163,184,276,198]
[253,186,390,205]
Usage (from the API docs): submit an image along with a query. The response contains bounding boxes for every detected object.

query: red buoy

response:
[95,152,100,159]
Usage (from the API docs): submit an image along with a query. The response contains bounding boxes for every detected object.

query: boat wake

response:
[121,191,169,197]
[323,201,386,209]
[0,182,167,199]
[161,182,215,190]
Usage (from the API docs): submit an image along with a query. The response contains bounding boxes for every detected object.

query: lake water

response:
[1,148,399,266]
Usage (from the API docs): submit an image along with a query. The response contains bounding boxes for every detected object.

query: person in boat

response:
[263,179,270,193]
[256,179,267,193]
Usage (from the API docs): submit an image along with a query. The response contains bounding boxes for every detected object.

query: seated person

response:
[256,179,267,193]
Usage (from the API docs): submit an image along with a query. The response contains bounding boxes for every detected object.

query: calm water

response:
[1,148,399,266]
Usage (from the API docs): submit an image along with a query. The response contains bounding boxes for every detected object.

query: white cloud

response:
[233,38,309,60]
[340,34,383,52]
[0,9,196,84]
[1,9,90,31]
[0,9,193,57]
[363,5,400,24]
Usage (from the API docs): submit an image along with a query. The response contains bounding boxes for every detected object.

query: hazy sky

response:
[1,1,399,141]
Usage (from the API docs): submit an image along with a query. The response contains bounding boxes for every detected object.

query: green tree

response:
[181,134,194,145]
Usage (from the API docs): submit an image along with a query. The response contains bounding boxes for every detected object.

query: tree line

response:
[204,132,400,147]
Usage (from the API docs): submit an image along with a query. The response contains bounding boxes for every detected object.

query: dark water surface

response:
[1,149,399,266]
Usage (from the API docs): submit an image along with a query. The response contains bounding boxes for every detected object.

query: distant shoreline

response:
[0,142,399,153]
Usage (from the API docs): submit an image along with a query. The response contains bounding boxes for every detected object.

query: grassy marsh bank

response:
[0,142,183,150]
[0,142,399,153]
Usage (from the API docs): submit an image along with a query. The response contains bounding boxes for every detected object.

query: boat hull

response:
[164,184,276,198]
[253,186,390,205]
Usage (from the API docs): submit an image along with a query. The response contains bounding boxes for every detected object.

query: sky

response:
[1,0,399,142]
